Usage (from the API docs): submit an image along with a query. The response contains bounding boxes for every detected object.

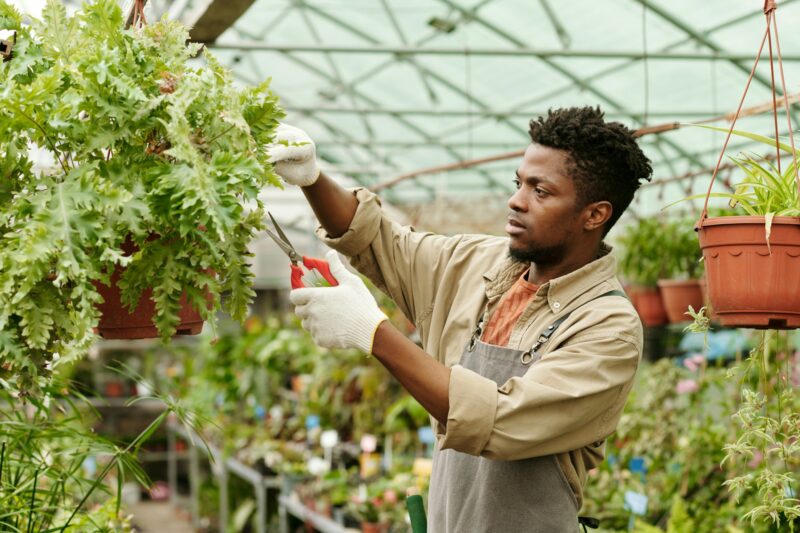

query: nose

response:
[508,186,526,212]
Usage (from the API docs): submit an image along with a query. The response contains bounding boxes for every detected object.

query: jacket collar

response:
[483,242,617,313]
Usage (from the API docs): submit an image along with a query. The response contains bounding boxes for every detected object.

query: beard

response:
[508,241,567,266]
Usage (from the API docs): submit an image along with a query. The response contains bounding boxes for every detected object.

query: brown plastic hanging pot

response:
[94,236,205,339]
[694,0,800,329]
[698,216,800,329]
[657,279,704,324]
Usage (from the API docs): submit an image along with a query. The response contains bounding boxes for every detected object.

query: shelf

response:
[279,494,354,533]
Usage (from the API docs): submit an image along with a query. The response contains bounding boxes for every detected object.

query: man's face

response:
[506,143,585,266]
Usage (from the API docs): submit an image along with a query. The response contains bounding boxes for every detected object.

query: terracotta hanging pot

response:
[657,279,704,324]
[360,523,387,533]
[626,286,667,327]
[94,237,205,339]
[697,216,800,329]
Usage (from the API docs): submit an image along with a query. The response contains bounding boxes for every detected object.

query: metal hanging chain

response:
[698,0,799,227]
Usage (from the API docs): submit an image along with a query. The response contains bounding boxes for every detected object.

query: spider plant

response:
[666,125,800,240]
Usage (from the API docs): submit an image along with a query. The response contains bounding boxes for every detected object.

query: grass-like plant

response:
[670,125,800,222]
[0,369,212,532]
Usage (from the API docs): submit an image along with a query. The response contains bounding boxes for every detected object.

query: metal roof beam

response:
[230,56,421,193]
[631,0,800,125]
[290,0,522,147]
[179,0,256,43]
[434,3,800,139]
[434,0,707,172]
[314,140,525,149]
[265,11,510,193]
[282,106,753,119]
[248,48,487,194]
[294,5,375,139]
[208,42,800,62]
[377,0,439,104]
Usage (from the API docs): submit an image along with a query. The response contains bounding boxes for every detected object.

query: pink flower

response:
[683,354,705,372]
[676,379,699,394]
[383,490,398,504]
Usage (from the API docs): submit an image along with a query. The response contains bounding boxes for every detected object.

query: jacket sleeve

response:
[438,307,642,460]
[316,187,475,327]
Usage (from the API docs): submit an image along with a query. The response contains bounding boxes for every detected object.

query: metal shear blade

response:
[266,212,302,264]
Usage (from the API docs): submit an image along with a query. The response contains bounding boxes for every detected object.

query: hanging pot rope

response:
[125,0,148,30]
[697,0,799,227]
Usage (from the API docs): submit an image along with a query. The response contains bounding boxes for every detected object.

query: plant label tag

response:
[628,456,647,475]
[417,426,435,445]
[412,457,433,477]
[359,452,381,478]
[305,414,320,430]
[360,433,378,453]
[321,429,339,449]
[624,491,648,515]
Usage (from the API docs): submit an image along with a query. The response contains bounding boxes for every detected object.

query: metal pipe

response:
[209,41,800,61]
[369,93,800,192]
[285,106,749,119]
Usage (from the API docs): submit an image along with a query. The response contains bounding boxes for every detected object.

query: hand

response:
[290,250,388,353]
[267,123,321,187]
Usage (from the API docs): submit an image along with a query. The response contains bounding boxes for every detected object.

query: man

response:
[268,106,653,532]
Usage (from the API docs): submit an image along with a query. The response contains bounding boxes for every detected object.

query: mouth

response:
[505,217,526,236]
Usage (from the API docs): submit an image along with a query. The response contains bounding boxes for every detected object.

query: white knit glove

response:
[290,250,388,353]
[266,123,321,187]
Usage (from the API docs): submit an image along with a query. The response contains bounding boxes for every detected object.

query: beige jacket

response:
[318,188,643,508]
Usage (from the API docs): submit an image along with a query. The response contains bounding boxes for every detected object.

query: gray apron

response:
[428,290,625,532]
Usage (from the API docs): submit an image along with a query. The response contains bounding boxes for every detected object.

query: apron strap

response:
[520,289,629,364]
[578,515,600,531]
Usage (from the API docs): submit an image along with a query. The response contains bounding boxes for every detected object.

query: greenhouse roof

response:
[18,0,800,225]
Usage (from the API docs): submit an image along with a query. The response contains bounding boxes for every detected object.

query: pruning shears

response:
[265,212,339,289]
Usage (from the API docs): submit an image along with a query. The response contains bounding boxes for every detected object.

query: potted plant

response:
[692,126,800,329]
[348,485,392,533]
[656,218,704,324]
[0,0,283,392]
[616,218,668,327]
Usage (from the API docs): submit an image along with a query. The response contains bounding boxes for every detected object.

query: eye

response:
[534,187,549,197]
[513,178,521,190]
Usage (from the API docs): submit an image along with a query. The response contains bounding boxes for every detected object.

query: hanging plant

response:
[687,129,800,330]
[0,0,284,394]
[683,0,800,330]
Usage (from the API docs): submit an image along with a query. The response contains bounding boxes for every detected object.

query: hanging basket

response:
[657,279,704,324]
[695,0,800,329]
[698,216,800,329]
[94,237,205,339]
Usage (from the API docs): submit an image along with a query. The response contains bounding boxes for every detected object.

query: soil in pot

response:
[698,216,800,329]
[94,236,205,339]
[657,279,704,324]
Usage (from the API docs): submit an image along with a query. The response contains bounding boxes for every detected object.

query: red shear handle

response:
[289,257,340,289]
[290,264,306,289]
[302,256,340,287]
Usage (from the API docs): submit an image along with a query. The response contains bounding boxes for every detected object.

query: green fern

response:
[0,0,284,395]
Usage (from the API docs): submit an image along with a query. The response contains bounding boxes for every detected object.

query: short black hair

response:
[528,106,652,234]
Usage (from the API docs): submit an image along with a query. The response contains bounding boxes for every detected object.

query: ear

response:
[583,201,613,232]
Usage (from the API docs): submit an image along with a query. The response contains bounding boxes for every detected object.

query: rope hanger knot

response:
[764,0,777,15]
